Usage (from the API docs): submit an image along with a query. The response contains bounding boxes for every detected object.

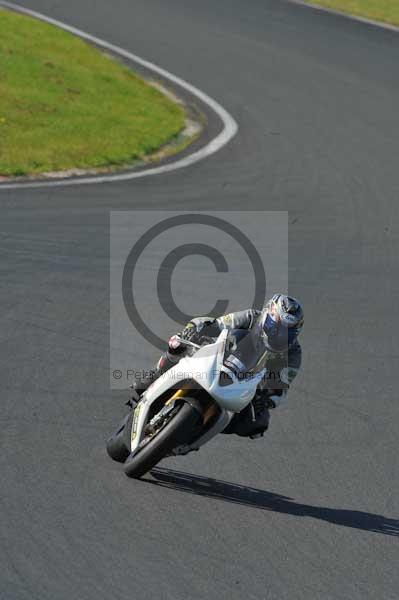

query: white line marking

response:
[0,1,238,190]
[288,0,399,34]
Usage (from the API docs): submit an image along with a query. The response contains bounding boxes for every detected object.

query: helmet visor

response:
[263,313,298,351]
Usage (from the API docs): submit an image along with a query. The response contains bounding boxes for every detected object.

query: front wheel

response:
[124,401,202,479]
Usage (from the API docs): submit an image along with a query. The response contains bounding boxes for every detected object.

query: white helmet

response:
[260,294,304,352]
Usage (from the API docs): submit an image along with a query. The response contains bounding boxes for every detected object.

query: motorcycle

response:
[106,326,268,478]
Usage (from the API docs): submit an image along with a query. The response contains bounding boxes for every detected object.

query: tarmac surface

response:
[1,1,398,599]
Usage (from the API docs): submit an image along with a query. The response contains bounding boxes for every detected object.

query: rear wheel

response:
[124,400,202,479]
[106,411,133,463]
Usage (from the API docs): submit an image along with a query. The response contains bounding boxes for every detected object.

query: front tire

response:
[124,401,202,479]
[106,411,133,463]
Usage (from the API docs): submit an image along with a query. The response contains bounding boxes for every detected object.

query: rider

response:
[133,294,303,439]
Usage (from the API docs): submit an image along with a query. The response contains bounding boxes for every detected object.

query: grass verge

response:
[302,0,399,27]
[0,8,187,177]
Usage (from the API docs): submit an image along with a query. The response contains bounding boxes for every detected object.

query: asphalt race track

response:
[1,1,398,598]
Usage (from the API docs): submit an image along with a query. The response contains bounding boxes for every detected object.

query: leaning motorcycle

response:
[106,327,267,478]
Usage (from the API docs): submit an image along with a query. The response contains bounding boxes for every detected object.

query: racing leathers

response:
[134,309,302,439]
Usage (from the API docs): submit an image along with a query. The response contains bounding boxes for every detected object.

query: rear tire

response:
[124,401,202,479]
[106,411,133,463]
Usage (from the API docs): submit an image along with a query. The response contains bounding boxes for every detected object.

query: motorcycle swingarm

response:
[171,409,233,456]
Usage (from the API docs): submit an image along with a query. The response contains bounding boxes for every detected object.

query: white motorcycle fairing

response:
[129,330,266,457]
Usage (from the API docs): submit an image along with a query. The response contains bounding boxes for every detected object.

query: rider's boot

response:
[221,393,270,438]
[248,394,270,439]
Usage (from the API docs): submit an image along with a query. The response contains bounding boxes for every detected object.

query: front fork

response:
[129,385,231,457]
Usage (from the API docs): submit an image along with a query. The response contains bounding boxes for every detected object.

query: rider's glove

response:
[180,323,197,341]
[168,334,186,355]
[189,317,217,334]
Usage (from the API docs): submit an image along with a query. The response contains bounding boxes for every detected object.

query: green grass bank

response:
[303,0,399,27]
[0,8,186,177]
